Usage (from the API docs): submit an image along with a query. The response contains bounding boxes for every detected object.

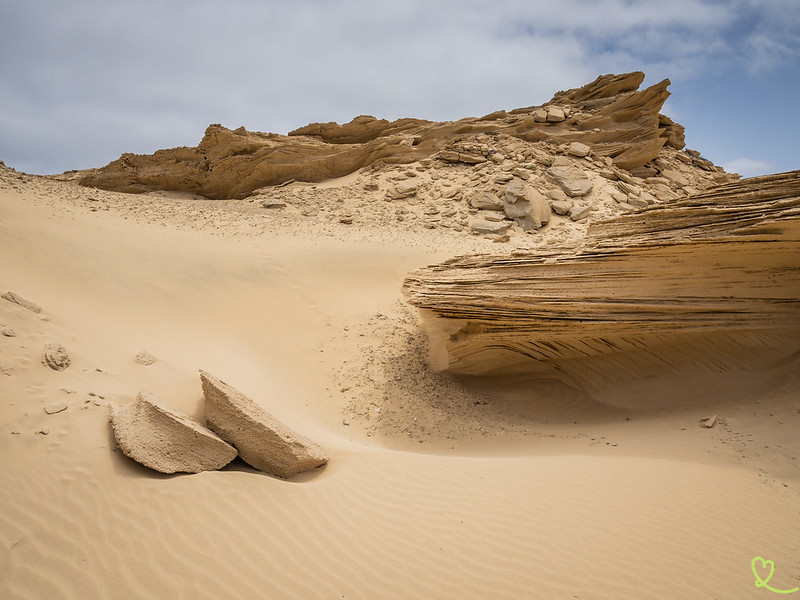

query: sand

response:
[1,168,799,599]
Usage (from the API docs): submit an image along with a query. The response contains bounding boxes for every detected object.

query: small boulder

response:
[550,200,573,215]
[1,327,16,337]
[546,107,566,123]
[567,142,591,158]
[386,181,418,199]
[504,180,552,231]
[43,343,70,371]
[569,205,592,221]
[532,109,548,123]
[547,166,593,197]
[111,391,237,474]
[468,191,504,211]
[200,371,327,478]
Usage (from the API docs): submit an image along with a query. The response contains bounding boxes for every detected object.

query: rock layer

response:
[403,171,800,399]
[200,371,327,478]
[111,391,238,474]
[80,72,687,199]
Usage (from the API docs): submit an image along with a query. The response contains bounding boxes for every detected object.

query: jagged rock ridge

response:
[81,72,693,200]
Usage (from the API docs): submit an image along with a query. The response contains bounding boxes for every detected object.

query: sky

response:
[1,0,798,177]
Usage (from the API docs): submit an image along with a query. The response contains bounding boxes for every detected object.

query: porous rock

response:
[111,390,238,474]
[200,370,327,478]
[43,343,70,371]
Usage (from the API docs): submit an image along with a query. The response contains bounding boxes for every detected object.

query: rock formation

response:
[200,371,327,478]
[80,72,696,200]
[42,343,71,371]
[2,291,42,314]
[403,171,800,400]
[111,390,238,474]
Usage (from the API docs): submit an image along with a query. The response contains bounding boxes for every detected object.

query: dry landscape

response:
[1,72,799,599]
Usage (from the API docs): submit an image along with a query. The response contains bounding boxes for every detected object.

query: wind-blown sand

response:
[1,168,799,599]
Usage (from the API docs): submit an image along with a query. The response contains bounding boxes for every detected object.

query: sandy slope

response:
[1,171,799,599]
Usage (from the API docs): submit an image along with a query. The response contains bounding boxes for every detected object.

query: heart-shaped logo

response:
[753,556,776,588]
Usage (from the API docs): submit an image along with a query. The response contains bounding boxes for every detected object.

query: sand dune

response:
[2,70,800,597]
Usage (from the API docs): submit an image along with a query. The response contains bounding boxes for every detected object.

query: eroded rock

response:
[43,343,70,371]
[111,391,238,474]
[2,291,41,314]
[200,370,327,478]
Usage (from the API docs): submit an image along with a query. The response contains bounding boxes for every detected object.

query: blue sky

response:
[1,0,798,177]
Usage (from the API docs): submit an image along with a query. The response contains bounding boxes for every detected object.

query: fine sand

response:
[1,169,799,599]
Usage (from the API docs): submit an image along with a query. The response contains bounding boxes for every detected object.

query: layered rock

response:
[403,171,800,399]
[200,371,327,478]
[43,343,70,371]
[111,391,238,474]
[80,72,692,199]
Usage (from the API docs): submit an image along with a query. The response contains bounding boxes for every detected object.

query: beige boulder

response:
[547,165,593,197]
[43,343,70,371]
[111,391,238,474]
[200,370,327,478]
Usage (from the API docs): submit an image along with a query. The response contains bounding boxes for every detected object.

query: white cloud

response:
[722,157,773,177]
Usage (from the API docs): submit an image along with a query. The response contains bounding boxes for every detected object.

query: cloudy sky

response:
[1,0,798,177]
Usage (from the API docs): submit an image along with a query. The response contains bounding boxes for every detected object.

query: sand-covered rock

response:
[2,291,42,313]
[42,343,70,371]
[111,390,238,474]
[200,370,327,478]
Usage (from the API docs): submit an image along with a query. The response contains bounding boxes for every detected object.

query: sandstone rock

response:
[627,196,650,210]
[532,109,548,123]
[547,166,593,197]
[2,291,41,314]
[546,188,569,202]
[569,205,592,221]
[504,180,551,231]
[403,171,800,390]
[78,73,708,200]
[43,343,70,371]
[662,169,689,187]
[200,370,327,478]
[610,190,628,203]
[387,181,418,199]
[111,390,237,474]
[44,403,67,415]
[546,107,566,123]
[1,327,16,337]
[567,142,591,158]
[470,218,512,234]
[551,200,573,215]
[0,361,13,376]
[551,156,573,168]
[481,211,507,222]
[469,191,504,211]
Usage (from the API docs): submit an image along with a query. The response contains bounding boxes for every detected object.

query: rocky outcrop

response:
[403,171,800,398]
[80,72,692,199]
[200,370,327,478]
[111,391,238,474]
